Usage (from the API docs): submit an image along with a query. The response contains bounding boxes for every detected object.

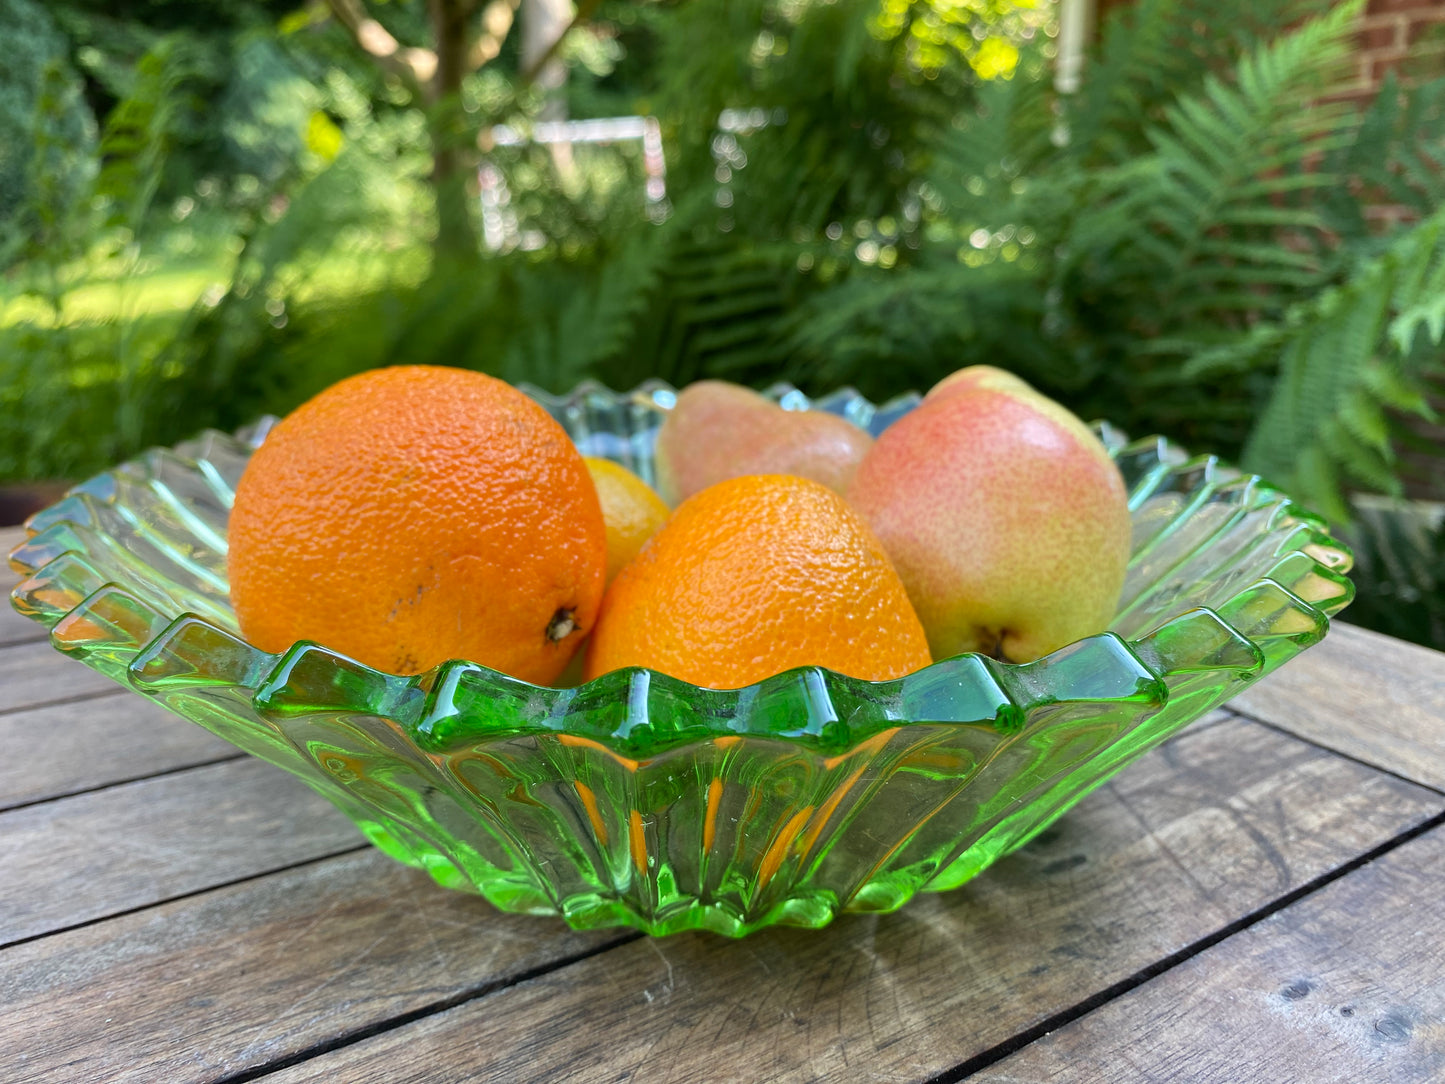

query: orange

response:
[227,365,606,683]
[583,474,932,689]
[583,457,670,584]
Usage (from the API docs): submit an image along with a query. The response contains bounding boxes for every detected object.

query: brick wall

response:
[1090,0,1445,504]
[1346,0,1445,98]
[1094,0,1445,95]
[1340,1,1445,504]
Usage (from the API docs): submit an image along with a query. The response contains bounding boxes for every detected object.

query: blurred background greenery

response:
[1,0,1442,647]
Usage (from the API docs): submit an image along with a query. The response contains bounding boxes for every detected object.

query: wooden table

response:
[4,522,1444,1084]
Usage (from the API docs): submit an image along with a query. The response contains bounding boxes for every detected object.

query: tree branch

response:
[323,0,438,92]
[519,0,601,86]
[468,0,521,71]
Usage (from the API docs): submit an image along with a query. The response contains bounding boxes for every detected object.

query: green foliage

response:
[2,0,1444,653]
[0,0,97,247]
[786,0,1422,457]
[1320,71,1445,246]
[1215,208,1445,521]
[1065,0,1322,165]
[1340,499,1445,649]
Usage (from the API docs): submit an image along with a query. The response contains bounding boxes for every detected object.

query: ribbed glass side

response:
[7,382,1352,937]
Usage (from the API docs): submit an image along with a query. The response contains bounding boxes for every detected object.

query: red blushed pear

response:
[848,371,1132,664]
[653,380,874,506]
[926,364,1036,402]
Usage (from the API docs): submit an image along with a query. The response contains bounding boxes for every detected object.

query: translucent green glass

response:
[8,383,1353,937]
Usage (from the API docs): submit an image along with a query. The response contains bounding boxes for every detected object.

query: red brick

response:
[1319,87,1378,107]
[1362,205,1419,236]
[1370,49,1415,79]
[1357,13,1404,48]
[1320,85,1389,111]
[1364,0,1445,13]
[1358,24,1401,48]
[1406,11,1445,44]
[1367,0,1445,15]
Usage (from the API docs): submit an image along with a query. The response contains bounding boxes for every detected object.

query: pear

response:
[653,380,874,506]
[925,364,1035,402]
[848,369,1132,663]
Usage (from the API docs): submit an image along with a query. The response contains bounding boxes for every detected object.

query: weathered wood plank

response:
[258,717,1444,1084]
[0,525,47,646]
[0,640,116,715]
[0,692,235,810]
[0,608,41,647]
[1232,621,1445,792]
[0,758,361,945]
[1,525,124,706]
[973,824,1445,1084]
[0,849,622,1084]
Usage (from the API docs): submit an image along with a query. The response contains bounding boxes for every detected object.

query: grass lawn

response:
[0,244,430,482]
[0,261,231,328]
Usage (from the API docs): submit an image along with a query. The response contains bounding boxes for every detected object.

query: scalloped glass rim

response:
[7,380,1354,937]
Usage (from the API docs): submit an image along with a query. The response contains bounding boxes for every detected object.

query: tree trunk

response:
[521,0,571,109]
[522,0,576,182]
[428,0,479,258]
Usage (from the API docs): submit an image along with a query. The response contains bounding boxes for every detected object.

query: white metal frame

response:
[478,115,668,251]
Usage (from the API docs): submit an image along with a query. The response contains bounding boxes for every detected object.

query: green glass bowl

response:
[7,381,1353,938]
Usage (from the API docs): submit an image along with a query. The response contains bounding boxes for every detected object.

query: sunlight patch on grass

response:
[0,262,230,328]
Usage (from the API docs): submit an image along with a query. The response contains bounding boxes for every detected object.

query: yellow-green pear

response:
[848,369,1131,663]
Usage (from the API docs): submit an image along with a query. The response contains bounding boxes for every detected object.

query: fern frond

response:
[783,257,1054,399]
[1054,3,1368,362]
[1128,1,1362,295]
[1321,72,1445,243]
[925,66,1056,221]
[1067,0,1322,165]
[95,35,209,233]
[1393,294,1445,353]
[1338,499,1445,649]
[498,225,674,391]
[1236,205,1445,517]
[1388,216,1445,351]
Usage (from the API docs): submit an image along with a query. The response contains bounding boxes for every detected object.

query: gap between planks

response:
[0,757,368,947]
[0,844,373,953]
[192,717,1444,1084]
[923,810,1445,1083]
[0,750,247,815]
[968,823,1445,1082]
[224,809,1445,1084]
[1228,621,1445,793]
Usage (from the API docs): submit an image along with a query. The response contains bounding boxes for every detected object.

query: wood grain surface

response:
[0,639,115,715]
[0,596,44,646]
[1232,621,1445,792]
[5,521,1445,1083]
[0,525,47,647]
[0,850,625,1084]
[0,758,362,946]
[0,691,236,811]
[973,826,1445,1084]
[256,718,1445,1084]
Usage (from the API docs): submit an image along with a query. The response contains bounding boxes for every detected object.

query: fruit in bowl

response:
[582,457,670,585]
[224,364,1132,690]
[6,371,1354,937]
[583,473,932,689]
[653,379,874,505]
[226,366,608,684]
[849,366,1133,663]
[223,366,942,693]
